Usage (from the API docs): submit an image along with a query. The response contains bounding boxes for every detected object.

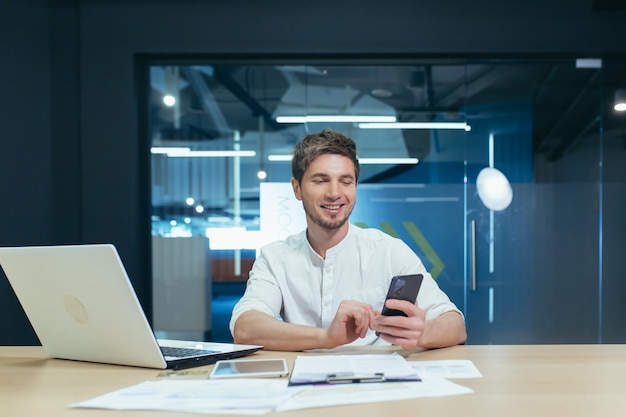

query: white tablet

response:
[209,358,289,379]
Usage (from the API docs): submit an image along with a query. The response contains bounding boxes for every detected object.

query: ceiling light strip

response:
[359,122,470,130]
[151,148,256,157]
[267,154,293,161]
[150,147,191,154]
[267,154,418,165]
[276,115,397,123]
[358,157,419,165]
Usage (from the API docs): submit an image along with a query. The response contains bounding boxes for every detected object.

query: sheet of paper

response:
[408,359,483,379]
[289,353,419,384]
[71,378,300,415]
[276,376,473,411]
[71,358,480,415]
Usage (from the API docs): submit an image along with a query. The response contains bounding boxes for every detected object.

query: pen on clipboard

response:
[325,372,386,384]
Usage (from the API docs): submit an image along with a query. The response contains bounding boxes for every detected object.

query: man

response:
[230,129,466,351]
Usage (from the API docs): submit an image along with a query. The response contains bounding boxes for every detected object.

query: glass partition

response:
[148,58,626,343]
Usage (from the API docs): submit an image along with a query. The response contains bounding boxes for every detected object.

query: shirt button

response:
[324,301,330,307]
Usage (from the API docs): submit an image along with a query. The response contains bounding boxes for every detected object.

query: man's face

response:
[291,154,357,231]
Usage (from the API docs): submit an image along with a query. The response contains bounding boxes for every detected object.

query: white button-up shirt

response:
[230,224,461,346]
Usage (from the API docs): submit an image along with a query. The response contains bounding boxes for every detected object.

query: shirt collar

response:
[321,223,353,260]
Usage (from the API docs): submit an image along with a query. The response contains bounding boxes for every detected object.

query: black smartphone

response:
[380,273,424,316]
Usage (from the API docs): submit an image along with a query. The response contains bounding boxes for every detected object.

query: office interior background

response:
[1,0,625,346]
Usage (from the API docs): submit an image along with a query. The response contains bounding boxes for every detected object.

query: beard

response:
[302,200,353,230]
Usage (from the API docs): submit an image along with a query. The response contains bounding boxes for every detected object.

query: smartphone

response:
[380,274,424,316]
[209,358,289,379]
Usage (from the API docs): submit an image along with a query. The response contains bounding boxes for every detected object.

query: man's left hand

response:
[372,299,425,349]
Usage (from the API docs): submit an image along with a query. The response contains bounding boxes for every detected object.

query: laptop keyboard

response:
[160,346,219,358]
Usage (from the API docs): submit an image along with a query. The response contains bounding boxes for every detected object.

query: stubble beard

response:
[303,202,353,230]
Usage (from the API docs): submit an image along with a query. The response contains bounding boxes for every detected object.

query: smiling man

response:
[230,129,466,351]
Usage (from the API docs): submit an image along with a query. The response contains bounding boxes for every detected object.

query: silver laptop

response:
[0,244,262,370]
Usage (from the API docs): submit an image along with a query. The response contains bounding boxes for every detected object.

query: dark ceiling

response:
[590,0,626,11]
[150,58,626,168]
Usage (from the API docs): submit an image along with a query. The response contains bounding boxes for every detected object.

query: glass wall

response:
[148,58,626,344]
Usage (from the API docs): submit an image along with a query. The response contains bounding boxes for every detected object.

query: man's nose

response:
[327,181,340,197]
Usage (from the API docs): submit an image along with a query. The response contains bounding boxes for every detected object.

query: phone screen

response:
[380,273,424,316]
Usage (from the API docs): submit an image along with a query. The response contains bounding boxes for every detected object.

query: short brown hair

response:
[291,129,360,184]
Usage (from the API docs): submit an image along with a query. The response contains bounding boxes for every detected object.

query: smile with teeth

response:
[322,204,342,210]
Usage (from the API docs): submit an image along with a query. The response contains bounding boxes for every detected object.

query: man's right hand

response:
[322,300,376,348]
[233,302,376,351]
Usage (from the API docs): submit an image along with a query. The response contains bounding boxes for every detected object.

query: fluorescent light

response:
[268,154,293,161]
[358,157,419,165]
[576,58,602,69]
[276,115,397,123]
[154,149,256,157]
[151,146,191,154]
[150,147,255,157]
[359,122,471,130]
[268,154,418,165]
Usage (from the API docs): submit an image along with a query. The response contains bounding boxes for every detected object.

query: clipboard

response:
[287,353,421,386]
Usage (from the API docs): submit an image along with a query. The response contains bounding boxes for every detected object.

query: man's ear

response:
[291,177,302,201]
